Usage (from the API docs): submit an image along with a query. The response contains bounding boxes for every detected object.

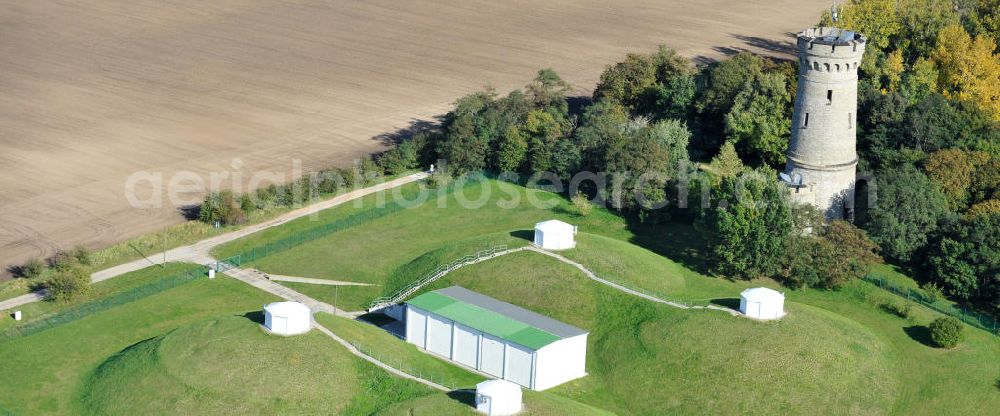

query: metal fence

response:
[0,267,208,344]
[350,340,470,390]
[368,245,509,311]
[215,175,486,271]
[862,274,999,336]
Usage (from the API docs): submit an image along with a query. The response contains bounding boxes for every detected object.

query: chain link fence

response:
[862,274,999,336]
[0,267,208,344]
[349,340,476,390]
[368,245,509,311]
[215,175,486,271]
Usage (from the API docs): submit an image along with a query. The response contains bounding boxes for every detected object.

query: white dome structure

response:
[263,301,312,335]
[476,379,522,415]
[533,220,576,250]
[740,287,785,320]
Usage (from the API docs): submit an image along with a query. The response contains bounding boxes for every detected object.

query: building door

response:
[479,334,505,377]
[504,343,534,388]
[748,301,761,318]
[452,324,479,368]
[406,308,427,348]
[427,314,453,358]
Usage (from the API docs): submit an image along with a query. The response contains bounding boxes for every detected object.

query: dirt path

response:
[0,173,427,312]
[263,274,374,287]
[0,0,831,276]
[372,244,742,317]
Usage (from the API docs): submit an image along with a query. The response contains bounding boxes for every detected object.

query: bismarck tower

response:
[783,27,866,220]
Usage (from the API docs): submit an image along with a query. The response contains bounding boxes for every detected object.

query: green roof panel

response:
[407,291,562,349]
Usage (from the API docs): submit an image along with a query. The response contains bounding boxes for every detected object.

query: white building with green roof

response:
[405,286,588,390]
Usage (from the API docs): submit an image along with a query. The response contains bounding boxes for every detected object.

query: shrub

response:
[70,245,92,266]
[49,251,77,272]
[198,191,246,226]
[46,266,91,302]
[922,282,944,303]
[424,171,452,189]
[877,298,913,319]
[20,258,45,279]
[929,317,965,348]
[571,192,593,216]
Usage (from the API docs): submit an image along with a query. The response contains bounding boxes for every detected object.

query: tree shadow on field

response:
[240,311,265,325]
[732,33,797,56]
[178,204,201,221]
[446,390,477,408]
[627,220,713,276]
[707,46,746,59]
[371,116,444,147]
[903,325,937,348]
[6,265,27,279]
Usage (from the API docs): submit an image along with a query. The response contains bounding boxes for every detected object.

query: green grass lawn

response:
[210,177,1000,414]
[213,179,627,310]
[0,274,280,415]
[37,177,987,415]
[313,313,614,415]
[414,249,900,415]
[315,312,486,389]
[80,316,433,415]
[0,263,205,331]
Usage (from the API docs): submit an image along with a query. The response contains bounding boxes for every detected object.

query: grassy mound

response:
[80,316,429,415]
[214,180,627,310]
[424,250,897,415]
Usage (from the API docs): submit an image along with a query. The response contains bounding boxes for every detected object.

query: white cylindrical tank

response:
[533,220,577,250]
[13,310,22,321]
[740,287,786,320]
[476,379,522,415]
[263,301,312,335]
[208,268,216,279]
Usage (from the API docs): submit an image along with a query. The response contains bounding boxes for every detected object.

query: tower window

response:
[848,113,852,129]
[827,90,833,105]
[804,113,809,128]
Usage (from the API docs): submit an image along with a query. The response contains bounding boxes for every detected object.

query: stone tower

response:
[783,27,866,220]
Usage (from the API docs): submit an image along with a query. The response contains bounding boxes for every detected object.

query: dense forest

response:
[201,0,998,314]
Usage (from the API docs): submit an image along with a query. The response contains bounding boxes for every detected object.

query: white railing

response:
[367,245,509,312]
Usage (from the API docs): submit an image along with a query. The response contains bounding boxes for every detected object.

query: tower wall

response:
[785,27,866,219]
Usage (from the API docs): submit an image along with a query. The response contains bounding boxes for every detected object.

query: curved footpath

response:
[0,172,429,312]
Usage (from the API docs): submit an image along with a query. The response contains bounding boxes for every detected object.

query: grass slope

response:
[314,313,613,415]
[419,249,897,415]
[314,312,486,389]
[214,180,627,310]
[0,263,205,331]
[212,179,1000,414]
[81,316,432,415]
[0,273,279,415]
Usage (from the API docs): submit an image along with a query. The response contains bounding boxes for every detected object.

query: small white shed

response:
[476,379,522,415]
[406,286,588,391]
[263,301,312,335]
[533,220,576,250]
[740,287,785,320]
